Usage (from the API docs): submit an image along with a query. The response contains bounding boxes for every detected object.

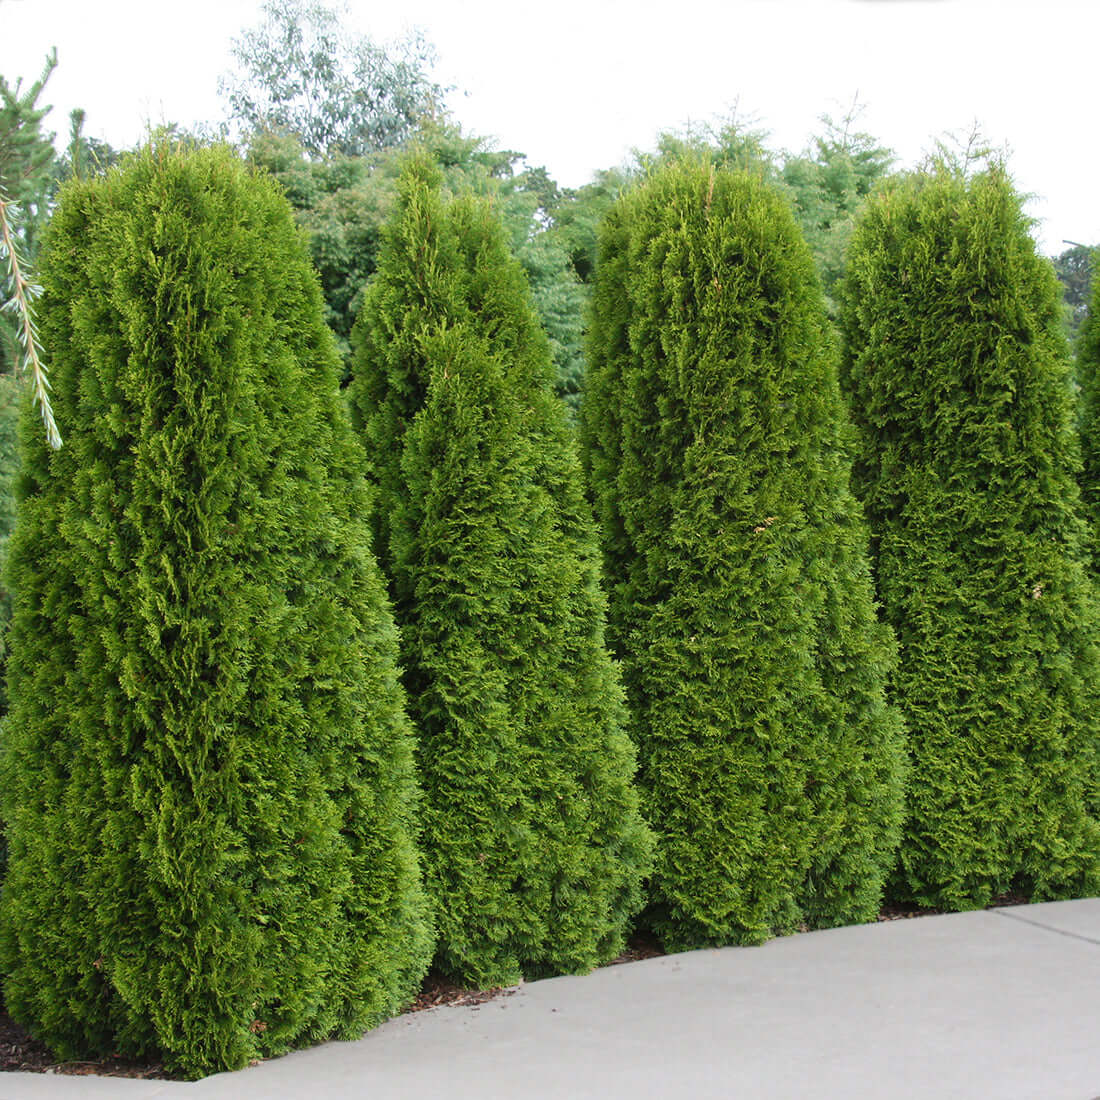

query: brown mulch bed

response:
[875,890,1028,923]
[0,900,1030,1078]
[0,1014,167,1078]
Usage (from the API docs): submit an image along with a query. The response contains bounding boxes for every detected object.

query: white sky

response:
[1,0,1096,255]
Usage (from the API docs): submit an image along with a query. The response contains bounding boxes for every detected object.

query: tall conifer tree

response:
[583,159,905,950]
[841,164,1100,907]
[0,144,432,1077]
[350,158,652,988]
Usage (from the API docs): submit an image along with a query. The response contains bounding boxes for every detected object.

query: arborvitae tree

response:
[582,158,905,951]
[0,144,432,1078]
[1078,267,1100,561]
[349,158,652,988]
[841,164,1100,908]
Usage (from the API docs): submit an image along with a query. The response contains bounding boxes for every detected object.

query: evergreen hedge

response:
[0,144,432,1077]
[840,164,1100,907]
[350,158,653,987]
[1078,267,1100,563]
[582,158,905,950]
[0,374,22,716]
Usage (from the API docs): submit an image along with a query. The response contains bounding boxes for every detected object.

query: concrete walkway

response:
[1,899,1098,1100]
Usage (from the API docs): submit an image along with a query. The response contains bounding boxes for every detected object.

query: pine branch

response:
[0,189,61,449]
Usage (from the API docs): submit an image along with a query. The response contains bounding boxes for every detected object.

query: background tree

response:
[583,158,905,950]
[220,0,444,158]
[544,166,631,288]
[0,54,56,273]
[1053,242,1095,343]
[841,162,1100,908]
[350,158,652,987]
[0,144,432,1077]
[247,123,586,408]
[781,105,894,314]
[53,108,122,188]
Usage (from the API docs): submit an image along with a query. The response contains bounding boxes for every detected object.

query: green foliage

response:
[350,158,652,987]
[635,118,778,179]
[781,107,894,315]
[544,167,630,286]
[249,124,585,407]
[53,109,123,190]
[840,163,1100,909]
[549,119,776,292]
[583,159,905,951]
[221,0,444,157]
[0,52,61,445]
[246,131,390,366]
[1078,265,1100,566]
[0,144,432,1077]
[0,374,21,714]
[1054,243,1094,344]
[518,229,586,415]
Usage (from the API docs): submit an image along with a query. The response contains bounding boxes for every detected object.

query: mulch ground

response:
[0,896,1029,1078]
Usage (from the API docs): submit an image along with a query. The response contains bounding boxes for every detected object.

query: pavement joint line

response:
[989,907,1100,947]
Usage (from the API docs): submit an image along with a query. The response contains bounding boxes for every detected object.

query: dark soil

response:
[0,899,1029,1078]
[0,1016,167,1079]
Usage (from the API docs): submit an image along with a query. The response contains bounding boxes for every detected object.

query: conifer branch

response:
[0,189,61,449]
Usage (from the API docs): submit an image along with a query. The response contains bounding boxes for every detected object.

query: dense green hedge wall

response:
[0,374,22,717]
[582,158,905,950]
[841,164,1100,908]
[1078,267,1100,566]
[350,157,653,988]
[0,145,432,1077]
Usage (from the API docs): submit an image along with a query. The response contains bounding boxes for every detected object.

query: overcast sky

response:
[1,0,1096,255]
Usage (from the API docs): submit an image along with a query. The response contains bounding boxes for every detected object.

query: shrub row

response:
[3,143,1098,1079]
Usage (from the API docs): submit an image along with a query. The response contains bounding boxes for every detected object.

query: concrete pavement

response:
[1,898,1097,1100]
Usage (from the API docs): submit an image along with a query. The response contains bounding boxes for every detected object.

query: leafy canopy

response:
[221,0,444,158]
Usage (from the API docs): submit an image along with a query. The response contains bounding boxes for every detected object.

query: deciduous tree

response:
[221,0,444,157]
